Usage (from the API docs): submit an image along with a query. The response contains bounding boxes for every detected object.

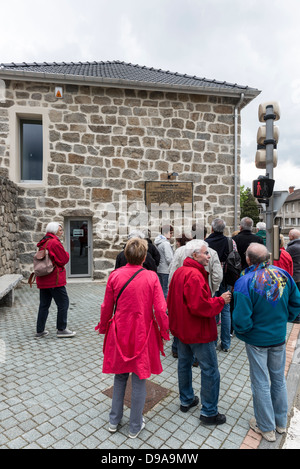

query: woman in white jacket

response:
[154,225,174,298]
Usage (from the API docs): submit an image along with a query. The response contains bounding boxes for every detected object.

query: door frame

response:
[64,217,93,278]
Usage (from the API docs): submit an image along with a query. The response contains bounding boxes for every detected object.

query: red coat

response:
[36,233,69,289]
[167,257,225,344]
[273,247,293,276]
[96,264,170,379]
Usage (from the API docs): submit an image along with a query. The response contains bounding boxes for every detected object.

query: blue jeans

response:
[158,273,169,299]
[172,336,178,354]
[177,339,220,417]
[36,286,69,333]
[215,281,231,350]
[245,343,288,432]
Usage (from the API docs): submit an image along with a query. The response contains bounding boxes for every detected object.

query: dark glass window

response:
[20,119,43,181]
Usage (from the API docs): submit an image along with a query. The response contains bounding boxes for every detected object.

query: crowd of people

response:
[33,218,300,442]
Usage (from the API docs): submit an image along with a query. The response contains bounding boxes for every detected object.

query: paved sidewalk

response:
[0,281,299,450]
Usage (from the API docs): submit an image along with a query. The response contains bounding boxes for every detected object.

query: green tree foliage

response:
[240,185,260,226]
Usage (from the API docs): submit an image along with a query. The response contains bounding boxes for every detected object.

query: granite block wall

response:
[0,80,240,280]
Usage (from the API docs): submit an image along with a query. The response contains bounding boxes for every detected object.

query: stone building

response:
[0,61,260,281]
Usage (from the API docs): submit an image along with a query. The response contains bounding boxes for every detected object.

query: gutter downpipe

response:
[234,93,245,231]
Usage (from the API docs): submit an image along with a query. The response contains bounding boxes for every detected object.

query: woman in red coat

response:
[35,222,76,338]
[96,237,169,438]
[273,235,293,276]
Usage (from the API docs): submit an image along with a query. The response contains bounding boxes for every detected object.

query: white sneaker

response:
[57,328,76,338]
[250,418,276,442]
[128,418,145,439]
[276,425,286,434]
[108,422,119,433]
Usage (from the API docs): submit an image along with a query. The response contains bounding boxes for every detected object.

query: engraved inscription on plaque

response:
[145,182,193,209]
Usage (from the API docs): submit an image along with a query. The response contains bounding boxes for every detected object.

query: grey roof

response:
[285,189,300,202]
[0,60,260,99]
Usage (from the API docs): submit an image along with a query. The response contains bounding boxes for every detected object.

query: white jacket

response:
[168,245,223,295]
[154,235,174,274]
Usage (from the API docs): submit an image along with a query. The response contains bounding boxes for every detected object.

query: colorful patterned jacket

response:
[233,262,300,347]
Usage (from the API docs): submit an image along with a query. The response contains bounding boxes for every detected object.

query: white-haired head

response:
[256,222,266,231]
[46,222,62,235]
[185,239,208,258]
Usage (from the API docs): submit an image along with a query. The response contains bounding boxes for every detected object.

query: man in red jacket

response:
[167,239,231,425]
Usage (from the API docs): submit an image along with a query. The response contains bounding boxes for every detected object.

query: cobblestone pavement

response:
[0,281,299,450]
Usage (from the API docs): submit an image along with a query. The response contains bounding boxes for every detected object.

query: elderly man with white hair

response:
[167,239,231,426]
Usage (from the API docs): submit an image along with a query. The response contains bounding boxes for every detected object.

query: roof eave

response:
[0,69,261,101]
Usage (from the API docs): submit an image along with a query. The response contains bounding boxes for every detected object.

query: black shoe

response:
[200,413,226,425]
[180,396,199,413]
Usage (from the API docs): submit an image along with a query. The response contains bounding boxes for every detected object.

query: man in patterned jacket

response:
[233,242,300,442]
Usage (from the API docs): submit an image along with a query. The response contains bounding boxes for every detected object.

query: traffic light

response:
[255,101,280,170]
[253,177,275,199]
[254,102,280,261]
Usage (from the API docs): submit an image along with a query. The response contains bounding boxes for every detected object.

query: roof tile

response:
[0,60,259,94]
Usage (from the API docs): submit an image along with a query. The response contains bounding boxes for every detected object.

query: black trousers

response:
[36,286,69,333]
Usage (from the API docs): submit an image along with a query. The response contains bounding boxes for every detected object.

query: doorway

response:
[65,218,92,278]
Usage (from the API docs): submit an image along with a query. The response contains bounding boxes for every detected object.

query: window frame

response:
[9,107,48,186]
[19,117,43,183]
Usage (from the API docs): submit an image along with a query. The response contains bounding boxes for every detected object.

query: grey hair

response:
[240,217,253,231]
[246,243,270,265]
[185,239,208,258]
[289,229,300,240]
[211,218,226,233]
[256,222,266,230]
[46,222,62,234]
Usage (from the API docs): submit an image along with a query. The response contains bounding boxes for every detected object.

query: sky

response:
[1,0,300,193]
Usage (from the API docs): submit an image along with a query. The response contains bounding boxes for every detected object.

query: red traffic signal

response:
[253,178,275,199]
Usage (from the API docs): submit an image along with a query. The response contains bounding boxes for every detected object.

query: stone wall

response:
[0,168,20,275]
[0,80,241,281]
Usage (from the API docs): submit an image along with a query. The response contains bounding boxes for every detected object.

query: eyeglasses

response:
[194,250,210,255]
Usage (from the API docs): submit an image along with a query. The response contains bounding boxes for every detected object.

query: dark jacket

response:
[286,239,300,282]
[232,230,264,270]
[205,232,229,263]
[146,239,160,267]
[115,247,157,272]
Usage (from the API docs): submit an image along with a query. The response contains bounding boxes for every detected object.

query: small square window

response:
[20,119,43,181]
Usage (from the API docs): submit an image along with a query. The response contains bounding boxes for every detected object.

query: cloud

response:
[241,158,299,192]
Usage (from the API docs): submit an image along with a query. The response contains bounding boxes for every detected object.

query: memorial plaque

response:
[145,181,193,209]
